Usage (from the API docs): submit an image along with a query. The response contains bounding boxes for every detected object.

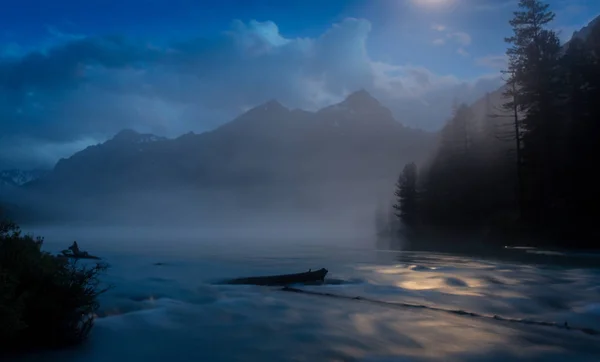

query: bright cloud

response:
[457,47,470,57]
[430,27,474,58]
[475,54,508,69]
[447,32,472,46]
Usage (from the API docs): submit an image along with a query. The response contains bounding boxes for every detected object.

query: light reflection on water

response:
[12,230,600,361]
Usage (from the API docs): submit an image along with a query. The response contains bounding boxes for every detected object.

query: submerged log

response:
[224,268,328,286]
[58,251,100,260]
[58,253,101,260]
[58,242,101,260]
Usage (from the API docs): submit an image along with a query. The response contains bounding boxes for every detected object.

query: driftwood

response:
[224,268,328,286]
[59,252,101,260]
[58,241,101,260]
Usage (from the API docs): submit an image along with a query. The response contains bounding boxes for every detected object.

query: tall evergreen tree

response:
[504,0,562,225]
[499,75,525,219]
[393,162,418,228]
[396,0,600,247]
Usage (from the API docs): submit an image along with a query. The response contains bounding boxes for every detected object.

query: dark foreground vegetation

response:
[386,0,600,249]
[0,219,107,355]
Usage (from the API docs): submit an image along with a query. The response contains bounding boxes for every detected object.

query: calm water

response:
[15,227,600,362]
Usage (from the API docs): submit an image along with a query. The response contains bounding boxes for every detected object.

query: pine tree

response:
[400,1,600,246]
[499,75,525,219]
[504,0,562,225]
[393,162,418,228]
[438,103,474,159]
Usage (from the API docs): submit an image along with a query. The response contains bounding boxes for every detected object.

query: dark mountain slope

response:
[20,90,435,224]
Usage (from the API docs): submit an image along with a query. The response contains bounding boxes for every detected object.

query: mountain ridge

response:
[44,89,416,178]
[12,90,435,224]
[0,169,48,187]
[570,15,600,44]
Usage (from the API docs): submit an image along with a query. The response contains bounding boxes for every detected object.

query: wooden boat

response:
[225,268,328,286]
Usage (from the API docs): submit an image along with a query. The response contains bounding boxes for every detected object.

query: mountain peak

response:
[237,98,289,119]
[112,129,140,141]
[341,89,381,109]
[346,88,374,99]
[111,129,165,144]
[571,15,600,43]
[339,88,382,111]
[256,99,287,113]
[315,89,399,129]
[319,89,383,115]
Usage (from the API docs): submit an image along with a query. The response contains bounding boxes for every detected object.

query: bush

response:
[0,219,108,354]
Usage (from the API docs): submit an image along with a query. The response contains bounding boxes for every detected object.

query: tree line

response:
[387,0,600,248]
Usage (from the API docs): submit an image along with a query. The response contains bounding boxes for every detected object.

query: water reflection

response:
[11,242,600,362]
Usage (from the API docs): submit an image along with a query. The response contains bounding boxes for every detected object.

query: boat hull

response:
[225,268,328,286]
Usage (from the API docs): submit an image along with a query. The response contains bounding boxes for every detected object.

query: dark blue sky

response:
[0,0,598,169]
[2,0,596,77]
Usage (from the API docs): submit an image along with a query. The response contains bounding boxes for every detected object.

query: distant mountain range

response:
[5,16,599,226]
[0,169,48,187]
[5,90,435,224]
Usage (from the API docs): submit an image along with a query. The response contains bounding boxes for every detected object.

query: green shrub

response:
[0,219,108,354]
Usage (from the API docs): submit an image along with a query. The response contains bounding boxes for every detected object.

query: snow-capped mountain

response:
[0,169,48,187]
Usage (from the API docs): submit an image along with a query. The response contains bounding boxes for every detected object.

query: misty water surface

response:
[13,227,600,362]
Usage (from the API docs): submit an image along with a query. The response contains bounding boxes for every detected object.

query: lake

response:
[13,226,600,362]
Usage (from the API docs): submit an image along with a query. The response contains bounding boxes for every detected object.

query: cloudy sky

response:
[1,0,598,170]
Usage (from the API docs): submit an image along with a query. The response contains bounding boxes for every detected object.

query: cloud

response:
[0,136,101,171]
[472,0,515,12]
[475,54,508,70]
[447,32,472,46]
[0,18,501,169]
[371,61,502,128]
[456,47,470,57]
[0,36,160,93]
[430,26,472,52]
